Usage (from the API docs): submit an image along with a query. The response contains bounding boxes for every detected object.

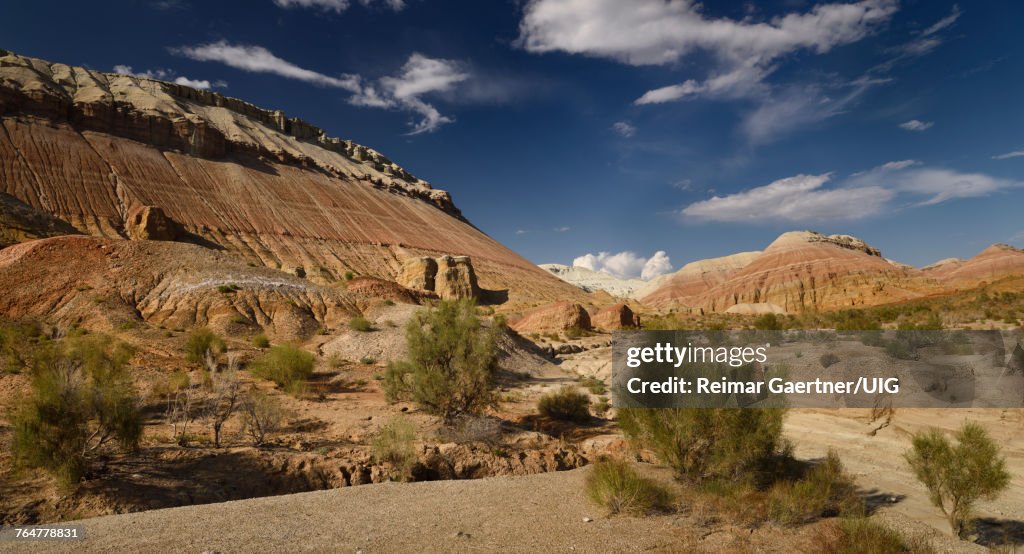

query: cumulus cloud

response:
[518,0,896,105]
[174,41,467,134]
[272,0,405,13]
[681,164,1020,223]
[611,121,636,137]
[899,119,933,131]
[572,250,673,280]
[993,150,1024,160]
[113,65,223,90]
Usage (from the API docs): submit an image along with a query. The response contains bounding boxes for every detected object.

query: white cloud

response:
[642,251,673,280]
[518,0,895,105]
[740,78,886,143]
[349,53,468,134]
[682,164,1020,223]
[682,174,893,223]
[113,65,222,89]
[611,121,636,137]
[173,41,361,89]
[899,119,933,131]
[174,42,466,134]
[272,0,405,13]
[874,4,960,71]
[553,226,571,232]
[572,251,673,280]
[515,229,528,235]
[993,150,1024,160]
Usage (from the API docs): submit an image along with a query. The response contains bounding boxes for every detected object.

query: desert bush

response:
[240,389,285,446]
[349,316,373,332]
[819,352,840,368]
[372,417,417,481]
[205,354,241,448]
[753,313,783,330]
[359,356,376,365]
[12,335,142,489]
[811,516,934,554]
[618,407,787,483]
[564,325,590,340]
[252,334,270,349]
[905,422,1010,537]
[185,327,225,364]
[767,450,858,525]
[0,322,43,374]
[382,299,499,423]
[592,396,612,418]
[537,386,591,423]
[579,375,607,395]
[585,458,674,515]
[249,345,315,395]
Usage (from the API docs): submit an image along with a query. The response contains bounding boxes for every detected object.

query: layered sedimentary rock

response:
[0,235,359,339]
[642,232,932,313]
[0,49,582,306]
[511,302,592,333]
[0,191,79,248]
[591,303,639,330]
[397,255,479,299]
[924,244,1024,287]
[639,251,760,308]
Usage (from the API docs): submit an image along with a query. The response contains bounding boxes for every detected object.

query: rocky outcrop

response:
[0,235,358,340]
[398,257,438,292]
[591,303,639,330]
[125,205,177,241]
[512,302,592,333]
[435,256,480,300]
[0,49,584,307]
[0,191,79,248]
[397,255,479,300]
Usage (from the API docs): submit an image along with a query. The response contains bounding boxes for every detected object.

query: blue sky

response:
[3,0,1023,279]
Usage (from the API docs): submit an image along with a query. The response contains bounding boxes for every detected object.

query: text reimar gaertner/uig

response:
[626,376,900,395]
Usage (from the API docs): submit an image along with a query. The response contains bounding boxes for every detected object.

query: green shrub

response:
[767,450,857,525]
[382,299,499,423]
[905,422,1010,537]
[185,328,225,364]
[372,417,417,481]
[819,352,840,368]
[753,313,783,330]
[592,396,612,418]
[349,316,373,332]
[383,299,395,306]
[249,345,315,395]
[537,386,591,423]
[252,334,270,349]
[812,517,933,553]
[579,375,607,395]
[564,326,590,340]
[585,458,674,515]
[0,322,42,374]
[12,335,142,489]
[619,407,787,483]
[359,356,376,365]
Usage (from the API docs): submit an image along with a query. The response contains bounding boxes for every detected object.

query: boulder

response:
[125,205,177,241]
[592,303,640,330]
[398,257,437,291]
[512,302,592,334]
[435,255,480,300]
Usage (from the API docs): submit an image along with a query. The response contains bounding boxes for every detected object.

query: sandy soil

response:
[9,465,984,554]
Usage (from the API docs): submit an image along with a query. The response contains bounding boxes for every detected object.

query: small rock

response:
[582,517,593,523]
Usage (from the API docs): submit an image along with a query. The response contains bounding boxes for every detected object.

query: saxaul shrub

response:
[12,335,142,489]
[383,299,499,423]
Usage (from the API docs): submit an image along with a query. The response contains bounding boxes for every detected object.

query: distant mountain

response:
[539,264,669,298]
